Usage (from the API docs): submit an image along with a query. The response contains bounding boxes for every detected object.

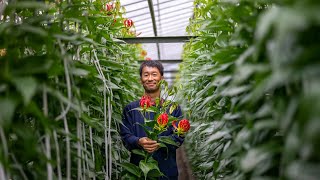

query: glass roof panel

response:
[159,43,183,60]
[122,0,146,7]
[121,0,194,85]
[141,43,159,60]
[121,0,193,37]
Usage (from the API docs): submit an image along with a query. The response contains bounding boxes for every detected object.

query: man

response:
[120,60,184,180]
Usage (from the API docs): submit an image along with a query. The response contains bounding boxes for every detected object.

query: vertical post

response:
[147,0,161,60]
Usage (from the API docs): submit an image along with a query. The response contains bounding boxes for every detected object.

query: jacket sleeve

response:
[119,105,141,151]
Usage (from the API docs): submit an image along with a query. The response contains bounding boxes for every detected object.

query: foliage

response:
[178,0,320,179]
[0,0,143,179]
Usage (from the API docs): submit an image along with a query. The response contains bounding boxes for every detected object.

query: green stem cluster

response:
[0,0,142,179]
[178,0,320,179]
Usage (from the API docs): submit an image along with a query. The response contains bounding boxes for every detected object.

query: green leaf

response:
[132,149,146,157]
[206,131,230,145]
[147,106,159,113]
[168,116,178,124]
[106,80,120,90]
[119,162,141,178]
[24,101,49,127]
[19,24,48,37]
[7,1,48,9]
[220,85,251,96]
[45,86,82,113]
[70,67,89,77]
[135,123,153,137]
[240,148,272,173]
[169,103,177,115]
[139,161,162,179]
[11,55,53,75]
[93,136,104,146]
[144,119,156,130]
[255,7,279,41]
[161,100,172,108]
[286,161,320,180]
[12,77,37,105]
[158,136,178,147]
[0,98,16,126]
[80,114,104,132]
[120,173,138,180]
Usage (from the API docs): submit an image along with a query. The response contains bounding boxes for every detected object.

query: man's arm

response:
[119,105,141,151]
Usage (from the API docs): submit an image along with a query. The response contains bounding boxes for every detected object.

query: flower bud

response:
[106,3,114,11]
[124,19,133,28]
[141,50,147,57]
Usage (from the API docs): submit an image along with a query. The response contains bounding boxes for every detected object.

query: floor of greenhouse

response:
[177,145,195,180]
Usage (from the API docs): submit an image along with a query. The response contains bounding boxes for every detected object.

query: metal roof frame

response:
[138,59,182,63]
[120,0,195,85]
[118,36,195,44]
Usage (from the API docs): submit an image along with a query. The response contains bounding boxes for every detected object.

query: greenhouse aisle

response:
[177,146,195,180]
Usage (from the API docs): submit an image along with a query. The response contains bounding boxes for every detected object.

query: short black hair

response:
[139,60,164,77]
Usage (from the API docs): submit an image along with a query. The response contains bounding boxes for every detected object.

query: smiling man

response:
[120,60,184,180]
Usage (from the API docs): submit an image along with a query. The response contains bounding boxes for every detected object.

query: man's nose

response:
[147,75,153,80]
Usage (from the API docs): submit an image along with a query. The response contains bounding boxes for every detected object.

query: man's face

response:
[141,66,163,93]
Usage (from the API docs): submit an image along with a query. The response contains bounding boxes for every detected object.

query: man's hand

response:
[138,137,160,153]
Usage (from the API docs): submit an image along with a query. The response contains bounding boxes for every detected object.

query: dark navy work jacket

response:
[120,100,184,179]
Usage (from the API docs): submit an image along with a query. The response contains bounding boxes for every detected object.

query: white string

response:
[92,49,113,180]
[55,40,72,121]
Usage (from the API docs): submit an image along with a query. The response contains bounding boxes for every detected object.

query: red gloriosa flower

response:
[145,57,151,61]
[140,95,152,110]
[124,19,133,28]
[157,113,169,128]
[172,119,190,135]
[178,119,190,132]
[105,3,114,11]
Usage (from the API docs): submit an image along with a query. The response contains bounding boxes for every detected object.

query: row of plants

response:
[0,0,145,179]
[178,0,320,179]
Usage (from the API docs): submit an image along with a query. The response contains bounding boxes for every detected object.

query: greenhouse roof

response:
[120,0,195,85]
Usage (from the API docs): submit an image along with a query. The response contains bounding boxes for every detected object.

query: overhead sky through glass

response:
[121,0,194,85]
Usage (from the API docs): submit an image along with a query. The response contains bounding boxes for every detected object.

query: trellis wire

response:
[93,49,113,179]
[43,85,53,180]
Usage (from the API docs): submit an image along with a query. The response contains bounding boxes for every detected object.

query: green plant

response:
[0,0,142,179]
[178,0,320,179]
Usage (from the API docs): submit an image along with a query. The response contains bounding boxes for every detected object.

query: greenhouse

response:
[0,0,319,179]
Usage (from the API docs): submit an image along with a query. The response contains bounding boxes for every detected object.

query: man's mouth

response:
[146,83,156,87]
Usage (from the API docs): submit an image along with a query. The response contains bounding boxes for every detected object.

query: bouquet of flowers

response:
[121,80,190,179]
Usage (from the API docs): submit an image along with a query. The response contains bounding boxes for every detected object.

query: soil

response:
[176,145,196,180]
